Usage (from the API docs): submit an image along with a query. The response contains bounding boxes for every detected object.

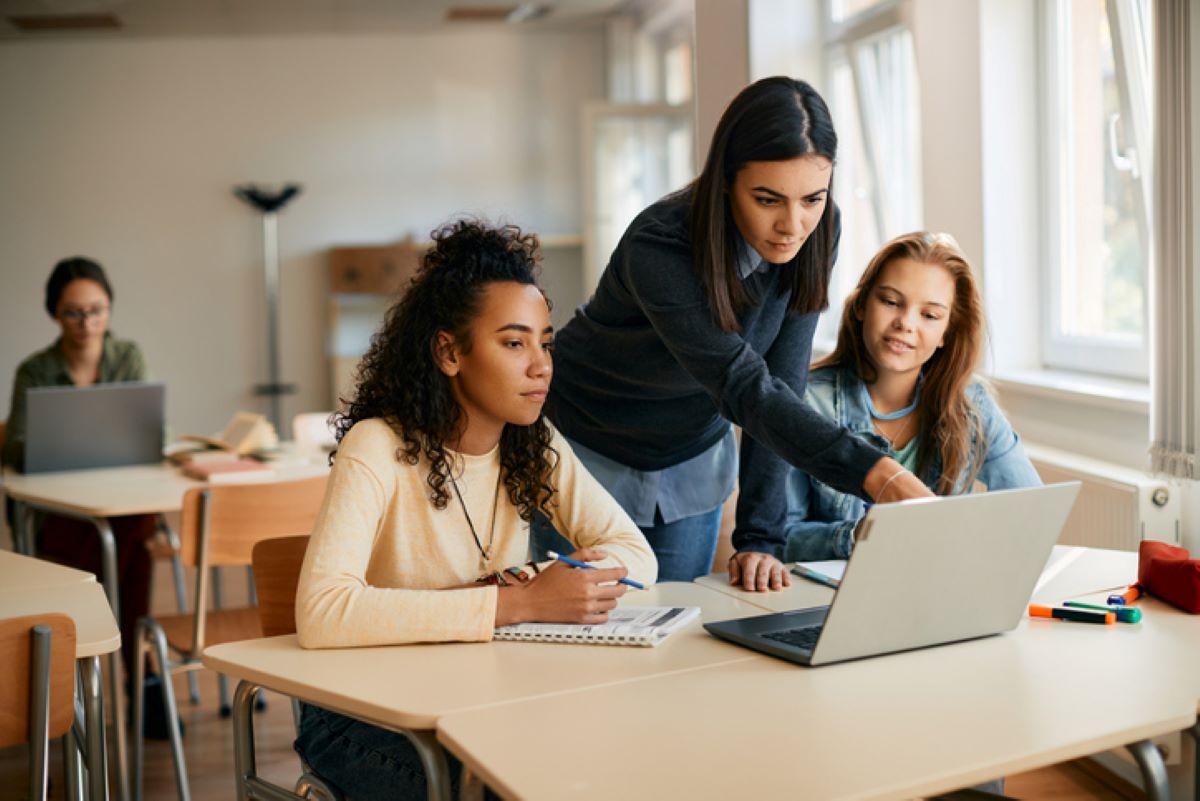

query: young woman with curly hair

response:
[293,219,656,800]
[783,232,1040,562]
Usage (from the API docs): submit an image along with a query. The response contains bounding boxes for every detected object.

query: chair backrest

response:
[178,475,328,568]
[251,535,310,637]
[0,613,76,749]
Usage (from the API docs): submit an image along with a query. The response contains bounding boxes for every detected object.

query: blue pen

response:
[546,550,645,589]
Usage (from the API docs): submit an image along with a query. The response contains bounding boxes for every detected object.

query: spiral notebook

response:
[494,606,700,647]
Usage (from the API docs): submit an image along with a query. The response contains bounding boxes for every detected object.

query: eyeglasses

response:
[59,306,109,323]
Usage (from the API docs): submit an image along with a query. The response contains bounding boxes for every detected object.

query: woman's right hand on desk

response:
[863,457,935,503]
[495,548,628,627]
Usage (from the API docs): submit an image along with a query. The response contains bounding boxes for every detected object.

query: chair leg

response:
[62,731,84,801]
[295,771,344,801]
[158,515,200,706]
[147,624,191,801]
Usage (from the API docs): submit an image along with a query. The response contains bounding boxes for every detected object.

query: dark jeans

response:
[530,505,722,582]
[295,704,498,801]
[36,511,156,672]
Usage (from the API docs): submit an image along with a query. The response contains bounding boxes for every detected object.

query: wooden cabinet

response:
[326,236,584,406]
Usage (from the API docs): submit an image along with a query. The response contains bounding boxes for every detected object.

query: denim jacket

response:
[783,364,1042,561]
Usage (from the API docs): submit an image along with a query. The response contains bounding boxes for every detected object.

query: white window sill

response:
[988,368,1150,416]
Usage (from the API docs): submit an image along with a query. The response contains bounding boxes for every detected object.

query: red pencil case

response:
[1138,540,1200,614]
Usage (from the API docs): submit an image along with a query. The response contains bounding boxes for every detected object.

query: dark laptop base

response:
[704,606,829,666]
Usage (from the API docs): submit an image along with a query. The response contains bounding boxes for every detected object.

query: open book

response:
[494,606,700,647]
[177,411,278,456]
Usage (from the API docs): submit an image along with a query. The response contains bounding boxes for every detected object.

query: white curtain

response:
[1149,0,1196,478]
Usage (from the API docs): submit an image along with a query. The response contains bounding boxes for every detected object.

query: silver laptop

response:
[704,482,1081,666]
[24,382,165,473]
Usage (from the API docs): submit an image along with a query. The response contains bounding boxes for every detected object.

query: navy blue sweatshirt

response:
[545,190,884,556]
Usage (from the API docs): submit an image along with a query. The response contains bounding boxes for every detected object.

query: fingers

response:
[733,552,784,592]
[590,582,627,601]
[586,566,628,585]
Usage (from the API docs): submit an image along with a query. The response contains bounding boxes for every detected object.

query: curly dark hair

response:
[333,219,558,522]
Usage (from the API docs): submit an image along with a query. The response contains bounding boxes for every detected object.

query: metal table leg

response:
[1127,739,1171,801]
[1188,722,1198,801]
[89,516,130,801]
[81,655,109,801]
[406,729,452,801]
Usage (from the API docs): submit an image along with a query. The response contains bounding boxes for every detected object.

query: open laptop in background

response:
[23,382,165,473]
[704,482,1081,666]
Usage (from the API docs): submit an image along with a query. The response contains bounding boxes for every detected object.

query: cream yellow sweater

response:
[296,418,657,648]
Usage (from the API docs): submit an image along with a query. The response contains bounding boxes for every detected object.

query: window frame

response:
[1038,0,1153,380]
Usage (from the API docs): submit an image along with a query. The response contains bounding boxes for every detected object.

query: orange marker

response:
[1029,604,1114,625]
[1107,584,1144,606]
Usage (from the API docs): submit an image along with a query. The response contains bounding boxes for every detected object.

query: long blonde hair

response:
[816,231,986,494]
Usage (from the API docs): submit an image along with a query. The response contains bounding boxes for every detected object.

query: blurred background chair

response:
[131,475,328,801]
[0,613,76,801]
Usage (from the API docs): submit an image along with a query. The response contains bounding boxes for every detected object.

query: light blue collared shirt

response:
[565,235,767,527]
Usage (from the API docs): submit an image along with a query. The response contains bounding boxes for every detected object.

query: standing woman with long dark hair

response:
[535,76,933,591]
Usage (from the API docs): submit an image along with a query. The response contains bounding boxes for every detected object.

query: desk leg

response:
[86,517,131,801]
[14,500,33,554]
[1188,722,1198,801]
[82,656,109,801]
[233,681,314,801]
[406,729,452,801]
[1126,739,1170,801]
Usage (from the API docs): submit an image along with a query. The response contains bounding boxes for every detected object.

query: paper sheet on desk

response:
[1032,545,1084,594]
[795,560,846,582]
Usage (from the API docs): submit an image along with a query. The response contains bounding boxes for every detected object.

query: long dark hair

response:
[334,219,558,521]
[816,232,987,494]
[689,76,838,332]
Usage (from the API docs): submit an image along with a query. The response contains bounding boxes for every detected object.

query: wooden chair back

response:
[0,613,76,749]
[250,535,310,637]
[178,475,327,568]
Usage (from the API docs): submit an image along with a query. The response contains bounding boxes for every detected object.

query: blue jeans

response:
[295,704,498,801]
[530,506,722,582]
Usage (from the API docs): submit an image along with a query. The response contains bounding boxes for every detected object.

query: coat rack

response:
[233,183,302,436]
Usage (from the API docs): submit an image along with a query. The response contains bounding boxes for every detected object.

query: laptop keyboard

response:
[761,625,822,651]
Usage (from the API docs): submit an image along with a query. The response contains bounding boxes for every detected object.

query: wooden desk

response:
[439,620,1194,800]
[0,580,121,800]
[0,549,96,590]
[440,549,1200,801]
[203,582,772,801]
[1,455,328,801]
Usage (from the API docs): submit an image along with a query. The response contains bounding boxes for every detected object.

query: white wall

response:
[0,29,604,438]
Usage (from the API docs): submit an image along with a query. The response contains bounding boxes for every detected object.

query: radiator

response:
[1024,443,1181,550]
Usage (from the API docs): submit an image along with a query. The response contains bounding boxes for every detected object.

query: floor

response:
[0,522,1146,800]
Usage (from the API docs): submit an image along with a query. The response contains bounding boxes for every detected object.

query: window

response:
[582,3,694,290]
[1041,0,1153,379]
[816,1,922,345]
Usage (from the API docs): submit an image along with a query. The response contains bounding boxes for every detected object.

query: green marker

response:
[1063,601,1142,624]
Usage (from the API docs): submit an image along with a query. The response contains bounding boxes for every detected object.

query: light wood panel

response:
[250,536,309,638]
[178,477,327,567]
[0,614,76,748]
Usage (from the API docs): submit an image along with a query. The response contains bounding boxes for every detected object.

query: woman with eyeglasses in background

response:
[2,256,172,736]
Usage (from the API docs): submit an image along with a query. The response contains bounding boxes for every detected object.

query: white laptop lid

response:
[811,482,1081,666]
